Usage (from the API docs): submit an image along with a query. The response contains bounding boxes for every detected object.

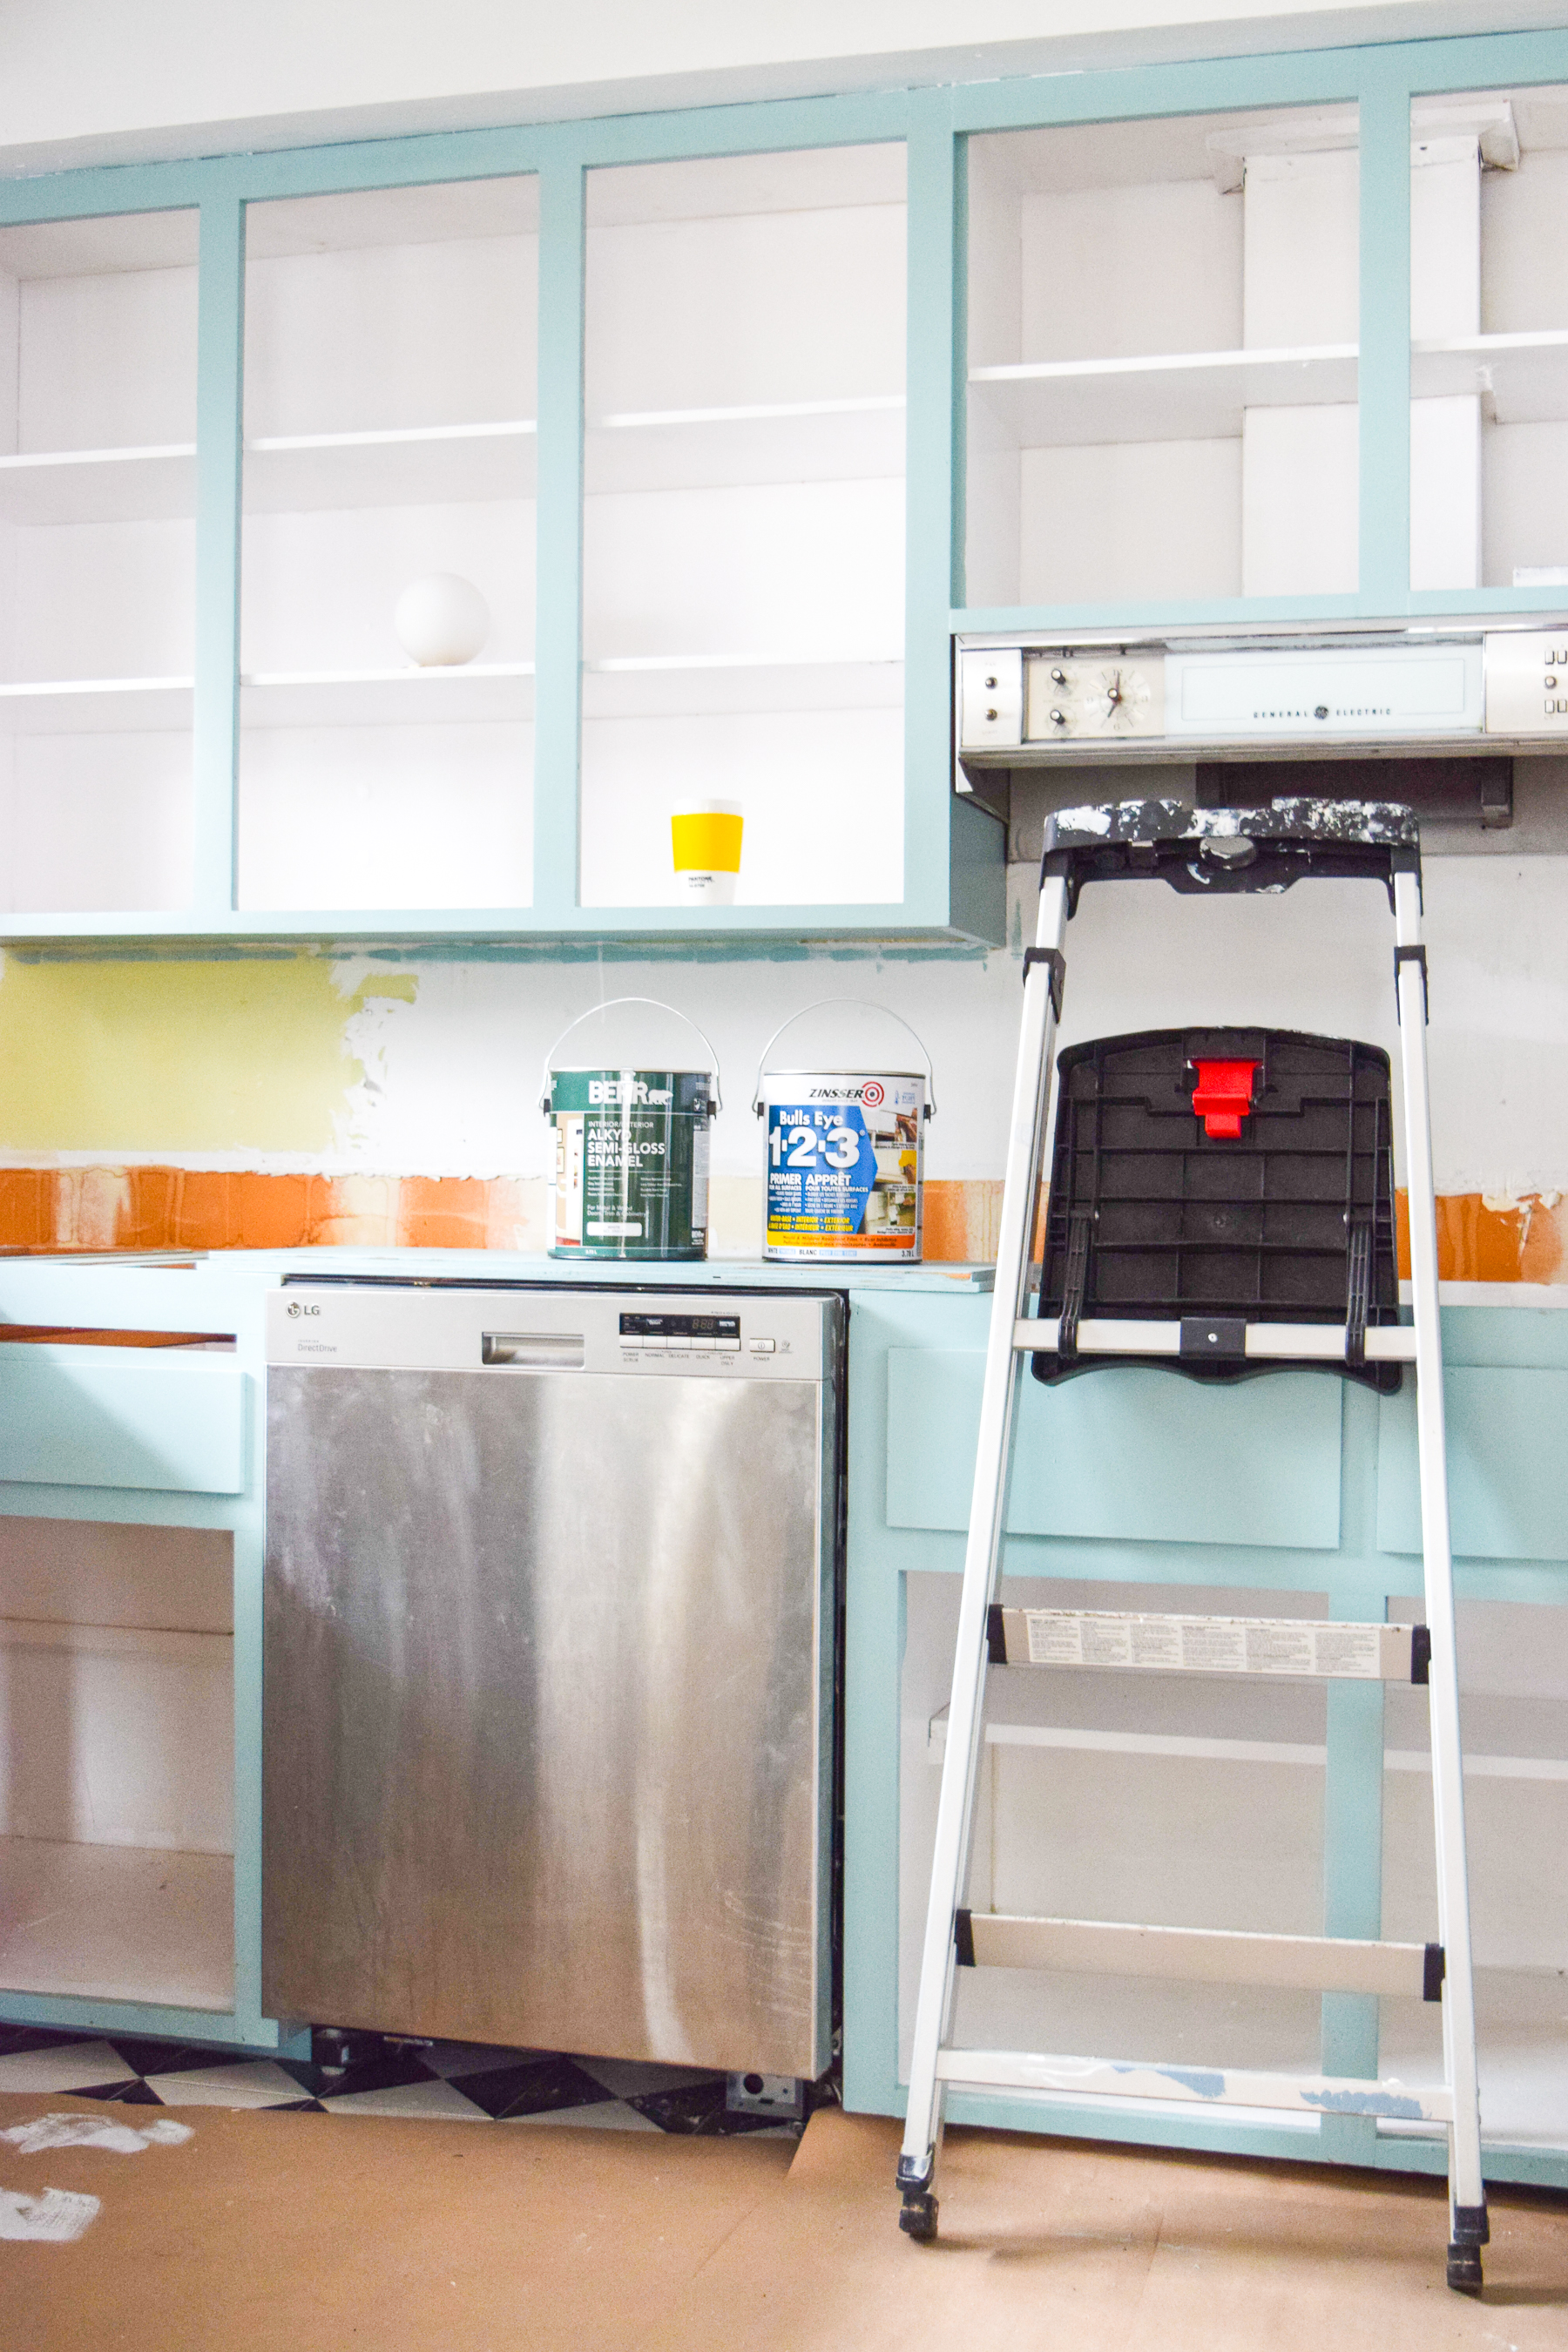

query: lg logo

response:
[286,1301,321,1319]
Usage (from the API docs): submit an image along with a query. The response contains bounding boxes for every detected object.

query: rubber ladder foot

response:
[1447,2244,1484,2295]
[899,2189,939,2243]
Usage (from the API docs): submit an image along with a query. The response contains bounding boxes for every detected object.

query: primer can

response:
[541,1001,720,1261]
[753,1004,935,1266]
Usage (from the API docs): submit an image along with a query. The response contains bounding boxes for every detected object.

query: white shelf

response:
[585,395,904,493]
[0,445,196,525]
[582,654,902,720]
[0,1834,233,2011]
[970,344,1358,447]
[244,422,537,512]
[240,663,534,729]
[0,679,193,734]
[1413,330,1568,426]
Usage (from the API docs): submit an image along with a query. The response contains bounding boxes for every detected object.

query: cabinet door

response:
[238,178,538,913]
[578,144,907,911]
[0,211,199,913]
[1408,84,1568,592]
[965,107,1362,610]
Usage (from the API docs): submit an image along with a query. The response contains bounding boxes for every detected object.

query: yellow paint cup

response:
[672,801,743,905]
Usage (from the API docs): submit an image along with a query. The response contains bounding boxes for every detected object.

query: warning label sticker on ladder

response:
[1020,1611,1384,1678]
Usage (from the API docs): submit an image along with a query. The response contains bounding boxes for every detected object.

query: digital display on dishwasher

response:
[619,1312,740,1339]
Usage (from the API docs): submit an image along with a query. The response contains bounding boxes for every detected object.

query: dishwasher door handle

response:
[482,1332,585,1368]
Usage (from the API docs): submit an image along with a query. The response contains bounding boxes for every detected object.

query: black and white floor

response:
[0,2023,809,2134]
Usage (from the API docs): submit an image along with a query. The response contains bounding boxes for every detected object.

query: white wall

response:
[1,0,1559,173]
[306,849,1568,1209]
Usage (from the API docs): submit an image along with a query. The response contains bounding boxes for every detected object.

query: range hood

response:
[955,625,1568,769]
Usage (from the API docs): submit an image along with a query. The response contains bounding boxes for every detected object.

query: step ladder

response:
[896,799,1488,2295]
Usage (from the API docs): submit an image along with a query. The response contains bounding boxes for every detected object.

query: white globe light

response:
[393,573,490,667]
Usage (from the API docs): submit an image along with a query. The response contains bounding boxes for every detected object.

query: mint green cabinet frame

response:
[4,25,1567,949]
[0,1260,287,2050]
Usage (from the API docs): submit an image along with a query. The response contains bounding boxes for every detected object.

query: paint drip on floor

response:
[2,2113,194,2155]
[0,2184,100,2240]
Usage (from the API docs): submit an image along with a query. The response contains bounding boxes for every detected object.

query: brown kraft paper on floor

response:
[0,2090,793,2352]
[647,2109,1567,2352]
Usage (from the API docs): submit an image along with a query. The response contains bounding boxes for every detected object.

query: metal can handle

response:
[750,998,936,1118]
[538,997,723,1114]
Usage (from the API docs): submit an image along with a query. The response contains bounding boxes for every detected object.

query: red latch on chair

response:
[1190,1059,1260,1140]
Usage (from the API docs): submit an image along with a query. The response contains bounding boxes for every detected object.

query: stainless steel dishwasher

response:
[261,1279,841,2080]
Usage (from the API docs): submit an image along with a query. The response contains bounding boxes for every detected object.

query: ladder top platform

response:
[1042,797,1421,904]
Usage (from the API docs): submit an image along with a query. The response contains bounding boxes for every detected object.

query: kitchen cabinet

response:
[845,1287,1568,2191]
[1406,81,1568,592]
[239,176,539,915]
[0,1249,977,2057]
[580,145,907,914]
[4,30,1568,938]
[965,107,1362,610]
[0,209,199,916]
[2,1249,1566,2189]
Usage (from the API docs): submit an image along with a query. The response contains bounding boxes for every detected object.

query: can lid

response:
[760,1069,924,1082]
[750,999,936,1119]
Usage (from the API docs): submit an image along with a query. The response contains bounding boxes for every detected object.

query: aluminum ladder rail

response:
[896,799,1488,2295]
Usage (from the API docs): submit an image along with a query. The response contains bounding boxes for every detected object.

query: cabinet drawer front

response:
[0,1355,245,1495]
[886,1350,1342,1550]
[1379,1366,1568,1562]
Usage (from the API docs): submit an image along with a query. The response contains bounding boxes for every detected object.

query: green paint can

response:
[541,998,720,1261]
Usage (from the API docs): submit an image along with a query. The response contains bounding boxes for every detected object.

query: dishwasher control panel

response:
[267,1282,830,1379]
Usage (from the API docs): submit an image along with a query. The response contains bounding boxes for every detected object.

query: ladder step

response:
[933,2046,1455,2125]
[988,1605,1429,1684]
[955,1911,1444,2001]
[1012,1316,1418,1363]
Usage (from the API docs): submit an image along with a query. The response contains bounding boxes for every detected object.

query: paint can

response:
[752,1001,936,1264]
[541,997,721,1260]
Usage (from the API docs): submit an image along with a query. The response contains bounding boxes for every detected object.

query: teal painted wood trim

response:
[0,1990,288,2050]
[0,1265,257,1330]
[947,797,1007,949]
[841,1293,909,2117]
[1409,587,1568,615]
[1357,67,1412,610]
[1399,27,1568,97]
[0,95,916,226]
[943,2096,1567,2187]
[1372,2136,1568,2189]
[950,132,970,615]
[0,1484,246,1531]
[0,1352,246,1493]
[230,1518,267,2034]
[904,91,959,929]
[954,596,1375,635]
[0,906,1004,950]
[193,194,245,914]
[532,150,585,921]
[1319,1386,1386,2167]
[5,32,1568,235]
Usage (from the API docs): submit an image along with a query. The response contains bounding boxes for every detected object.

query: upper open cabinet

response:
[1406,82,1568,595]
[578,144,908,915]
[0,209,198,916]
[964,106,1362,612]
[4,24,1568,943]
[240,176,538,915]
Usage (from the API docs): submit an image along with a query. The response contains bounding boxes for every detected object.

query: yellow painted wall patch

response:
[0,956,412,1153]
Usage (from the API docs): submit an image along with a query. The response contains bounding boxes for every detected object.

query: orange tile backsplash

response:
[0,1168,1559,1279]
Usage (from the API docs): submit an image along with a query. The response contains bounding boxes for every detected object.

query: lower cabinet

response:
[846,1292,1568,2188]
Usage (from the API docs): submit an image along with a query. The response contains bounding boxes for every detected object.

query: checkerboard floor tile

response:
[0,2023,810,2138]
